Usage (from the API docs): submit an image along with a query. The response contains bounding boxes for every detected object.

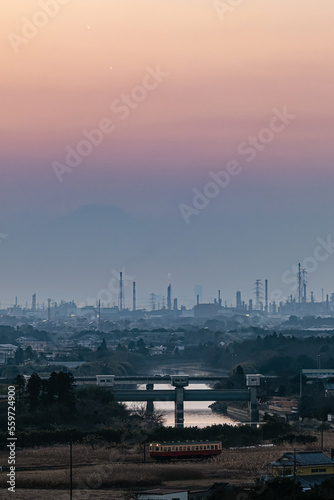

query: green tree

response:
[26,372,41,410]
[24,346,37,361]
[47,371,58,405]
[14,347,24,365]
[14,374,25,402]
[55,372,76,408]
[97,338,108,353]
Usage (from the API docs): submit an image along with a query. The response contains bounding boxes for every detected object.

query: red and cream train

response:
[149,440,222,460]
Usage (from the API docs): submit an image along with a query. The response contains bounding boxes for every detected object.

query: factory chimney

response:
[133,282,136,311]
[119,272,123,312]
[265,279,268,313]
[167,284,172,310]
[32,294,36,312]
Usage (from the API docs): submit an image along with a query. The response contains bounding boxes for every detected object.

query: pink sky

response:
[2,1,333,178]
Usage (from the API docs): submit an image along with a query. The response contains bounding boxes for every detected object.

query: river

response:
[126,383,239,428]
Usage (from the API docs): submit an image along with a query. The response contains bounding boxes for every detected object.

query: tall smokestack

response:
[98,299,101,330]
[265,279,268,313]
[133,282,136,311]
[173,298,178,311]
[32,293,36,312]
[47,298,51,322]
[119,272,123,312]
[197,294,200,306]
[218,290,222,307]
[236,291,241,308]
[167,284,172,310]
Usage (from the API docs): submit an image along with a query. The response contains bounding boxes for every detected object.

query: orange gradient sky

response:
[2,0,334,172]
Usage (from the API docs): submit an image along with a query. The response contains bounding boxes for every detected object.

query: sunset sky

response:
[1,0,334,307]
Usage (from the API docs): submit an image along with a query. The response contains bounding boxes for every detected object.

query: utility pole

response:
[297,263,302,303]
[70,441,73,500]
[302,268,307,303]
[119,272,123,312]
[149,293,156,311]
[254,280,263,310]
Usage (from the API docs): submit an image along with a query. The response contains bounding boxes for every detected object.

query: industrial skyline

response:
[2,263,334,316]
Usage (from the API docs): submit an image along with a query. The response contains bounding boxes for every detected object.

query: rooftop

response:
[140,489,187,495]
[272,451,334,467]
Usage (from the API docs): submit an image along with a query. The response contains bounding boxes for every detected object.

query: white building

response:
[138,489,188,500]
[0,344,18,364]
[96,375,115,387]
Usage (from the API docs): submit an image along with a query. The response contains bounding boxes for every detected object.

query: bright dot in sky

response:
[109,67,113,70]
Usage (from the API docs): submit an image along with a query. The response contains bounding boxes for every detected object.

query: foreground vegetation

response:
[1,435,334,499]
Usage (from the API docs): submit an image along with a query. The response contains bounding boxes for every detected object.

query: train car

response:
[149,440,222,460]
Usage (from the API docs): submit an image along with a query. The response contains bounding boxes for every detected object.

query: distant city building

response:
[194,303,218,318]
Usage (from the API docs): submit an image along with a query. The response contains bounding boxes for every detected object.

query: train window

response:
[187,446,190,450]
[164,447,167,451]
[176,447,178,451]
[211,445,214,449]
[215,445,218,449]
[155,447,159,451]
[200,446,203,450]
[203,446,206,450]
[196,446,199,450]
[168,447,171,451]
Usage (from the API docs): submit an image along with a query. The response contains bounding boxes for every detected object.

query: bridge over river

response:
[96,374,260,428]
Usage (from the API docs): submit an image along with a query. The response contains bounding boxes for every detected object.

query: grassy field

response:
[1,430,334,499]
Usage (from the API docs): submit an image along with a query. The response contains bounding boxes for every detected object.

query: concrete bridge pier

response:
[246,375,260,426]
[146,383,154,415]
[175,387,184,428]
[248,386,259,426]
[171,375,189,428]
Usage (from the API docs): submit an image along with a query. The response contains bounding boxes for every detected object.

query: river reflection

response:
[126,383,239,428]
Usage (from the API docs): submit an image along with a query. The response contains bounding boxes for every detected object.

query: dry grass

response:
[1,430,334,495]
[1,489,125,499]
[0,443,142,468]
[0,463,205,490]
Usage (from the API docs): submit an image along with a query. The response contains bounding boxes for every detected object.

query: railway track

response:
[1,458,215,473]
